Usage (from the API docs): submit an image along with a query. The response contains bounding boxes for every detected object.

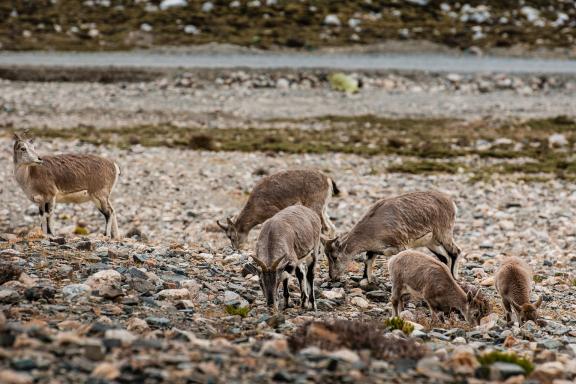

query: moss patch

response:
[1,1,574,52]
[478,351,534,375]
[384,317,415,335]
[224,305,250,318]
[5,115,576,178]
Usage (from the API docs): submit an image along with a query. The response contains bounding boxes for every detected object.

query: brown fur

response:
[388,250,484,325]
[495,256,542,325]
[218,169,336,249]
[13,136,120,238]
[325,190,461,282]
[253,205,322,311]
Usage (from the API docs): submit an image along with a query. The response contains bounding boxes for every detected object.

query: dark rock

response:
[366,290,389,302]
[0,264,22,284]
[76,241,95,251]
[489,362,526,380]
[145,316,171,329]
[25,285,56,302]
[84,344,106,361]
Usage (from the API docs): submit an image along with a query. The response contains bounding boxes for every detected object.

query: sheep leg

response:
[282,276,291,309]
[391,283,403,317]
[44,199,55,236]
[306,254,317,311]
[295,264,309,309]
[38,203,48,235]
[363,251,377,283]
[502,298,514,325]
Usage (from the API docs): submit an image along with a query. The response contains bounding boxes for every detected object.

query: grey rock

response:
[489,362,526,380]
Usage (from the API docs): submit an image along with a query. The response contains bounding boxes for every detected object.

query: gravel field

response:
[1,137,575,382]
[1,69,576,131]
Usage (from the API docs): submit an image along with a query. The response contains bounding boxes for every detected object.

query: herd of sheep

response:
[12,134,543,328]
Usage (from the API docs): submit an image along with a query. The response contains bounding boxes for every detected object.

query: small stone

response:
[223,290,248,307]
[0,289,20,304]
[156,288,190,301]
[0,370,33,384]
[548,133,568,147]
[84,343,106,361]
[529,361,564,383]
[201,1,214,12]
[324,14,341,26]
[350,296,369,309]
[127,318,150,333]
[489,362,526,381]
[329,348,361,364]
[276,78,290,89]
[365,290,389,302]
[417,357,453,381]
[86,270,122,290]
[260,338,289,357]
[322,288,345,300]
[145,317,171,329]
[76,241,95,251]
[104,329,137,346]
[62,284,91,300]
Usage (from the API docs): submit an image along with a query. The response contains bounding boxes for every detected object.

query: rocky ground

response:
[1,69,576,131]
[1,1,575,56]
[1,136,576,382]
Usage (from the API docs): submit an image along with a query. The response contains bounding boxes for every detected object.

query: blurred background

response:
[1,1,576,240]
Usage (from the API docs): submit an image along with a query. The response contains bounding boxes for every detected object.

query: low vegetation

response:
[224,305,251,318]
[477,351,535,376]
[384,317,415,336]
[11,115,576,179]
[1,1,574,52]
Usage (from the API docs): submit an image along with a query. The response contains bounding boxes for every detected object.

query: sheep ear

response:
[226,217,234,226]
[13,133,22,142]
[535,296,543,308]
[466,291,473,303]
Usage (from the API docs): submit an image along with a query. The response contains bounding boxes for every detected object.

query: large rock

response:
[85,270,122,291]
[156,288,190,301]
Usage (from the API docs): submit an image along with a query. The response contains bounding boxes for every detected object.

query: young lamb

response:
[388,250,485,326]
[495,256,542,325]
[325,190,461,283]
[13,134,120,238]
[217,169,338,250]
[251,205,322,311]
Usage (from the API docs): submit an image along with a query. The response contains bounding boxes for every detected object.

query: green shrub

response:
[225,305,250,318]
[384,317,415,336]
[478,351,534,374]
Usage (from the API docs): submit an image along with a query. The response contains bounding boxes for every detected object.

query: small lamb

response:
[251,205,322,311]
[217,169,338,250]
[325,190,461,283]
[388,250,485,325]
[495,256,542,325]
[13,133,120,238]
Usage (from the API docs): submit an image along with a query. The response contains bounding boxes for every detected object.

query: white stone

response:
[201,2,214,12]
[104,329,137,345]
[156,288,190,300]
[160,0,187,10]
[350,296,369,309]
[85,270,122,290]
[184,25,199,35]
[322,287,345,300]
[324,14,341,27]
[140,23,153,32]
